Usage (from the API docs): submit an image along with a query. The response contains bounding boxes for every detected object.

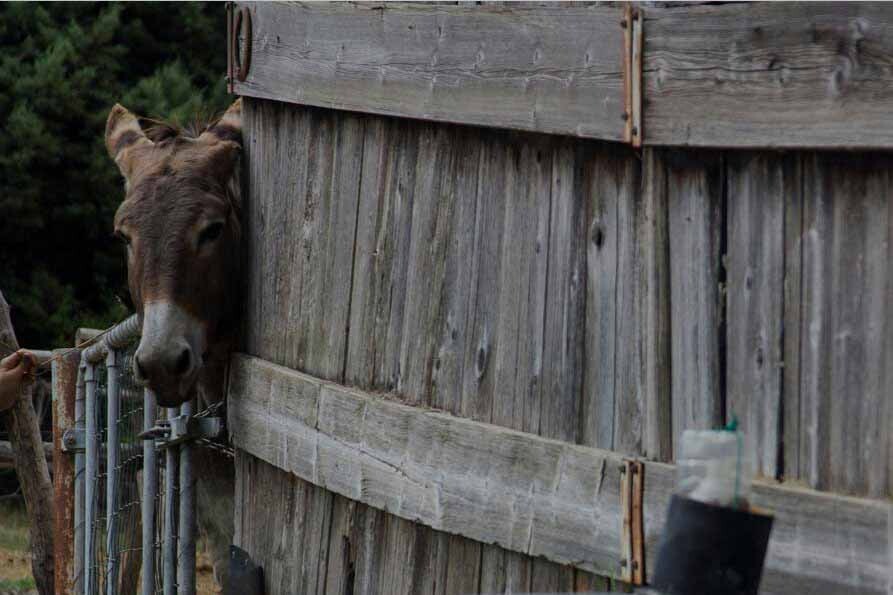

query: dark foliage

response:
[0,2,230,347]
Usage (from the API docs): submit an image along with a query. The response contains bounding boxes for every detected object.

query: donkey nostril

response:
[172,348,192,377]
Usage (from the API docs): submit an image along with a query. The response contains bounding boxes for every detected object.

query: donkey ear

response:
[105,103,153,181]
[201,99,242,145]
[201,139,241,181]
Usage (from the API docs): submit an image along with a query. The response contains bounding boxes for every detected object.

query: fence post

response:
[177,401,196,595]
[142,389,158,595]
[52,349,80,595]
[73,363,86,594]
[83,361,98,595]
[163,407,179,595]
[105,349,122,595]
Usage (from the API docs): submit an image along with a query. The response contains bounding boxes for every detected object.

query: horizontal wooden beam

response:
[231,2,893,149]
[228,354,630,578]
[230,1,628,142]
[643,3,893,148]
[227,354,892,592]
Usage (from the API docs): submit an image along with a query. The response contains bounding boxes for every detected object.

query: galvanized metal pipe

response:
[105,349,121,595]
[163,407,179,595]
[73,364,86,594]
[83,361,98,595]
[177,401,196,595]
[141,389,158,595]
[81,314,141,364]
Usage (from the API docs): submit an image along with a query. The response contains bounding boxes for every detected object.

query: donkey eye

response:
[198,221,225,246]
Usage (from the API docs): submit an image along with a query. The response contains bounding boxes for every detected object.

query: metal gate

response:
[66,315,199,595]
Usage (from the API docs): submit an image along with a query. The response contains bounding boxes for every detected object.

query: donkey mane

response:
[139,113,222,143]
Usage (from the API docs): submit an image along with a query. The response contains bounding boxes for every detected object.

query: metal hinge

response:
[619,459,645,585]
[622,6,644,148]
[227,3,252,92]
[139,416,224,448]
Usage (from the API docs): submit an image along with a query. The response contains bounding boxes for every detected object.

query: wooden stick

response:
[0,290,55,595]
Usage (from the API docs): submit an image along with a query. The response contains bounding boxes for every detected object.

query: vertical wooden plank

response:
[799,152,833,493]
[582,146,670,463]
[800,154,892,497]
[529,138,586,590]
[398,124,460,405]
[239,100,367,594]
[539,139,586,443]
[782,155,804,483]
[667,151,725,455]
[638,149,673,462]
[725,153,793,480]
[582,146,620,452]
[573,569,611,592]
[427,127,483,415]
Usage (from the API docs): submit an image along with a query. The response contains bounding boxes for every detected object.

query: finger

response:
[1,352,21,371]
[18,350,36,372]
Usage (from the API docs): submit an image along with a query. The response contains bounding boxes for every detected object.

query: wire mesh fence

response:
[71,315,198,595]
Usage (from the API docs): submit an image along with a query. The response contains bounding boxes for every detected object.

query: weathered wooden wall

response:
[233,96,891,593]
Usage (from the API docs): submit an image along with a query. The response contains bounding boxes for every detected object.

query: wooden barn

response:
[224,2,892,593]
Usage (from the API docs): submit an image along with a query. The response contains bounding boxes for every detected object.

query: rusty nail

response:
[621,112,629,121]
[631,465,639,474]
[632,561,639,571]
[620,19,628,28]
[631,126,639,136]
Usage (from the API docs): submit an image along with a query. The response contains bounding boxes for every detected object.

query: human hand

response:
[0,350,36,412]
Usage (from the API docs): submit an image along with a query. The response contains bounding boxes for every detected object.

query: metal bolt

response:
[632,561,639,571]
[620,559,628,567]
[620,19,628,28]
[619,464,626,474]
[631,465,639,474]
[621,112,629,121]
[631,126,639,136]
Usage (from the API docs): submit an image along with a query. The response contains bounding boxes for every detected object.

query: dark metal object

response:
[61,428,86,453]
[652,496,773,595]
[138,416,224,446]
[230,6,252,83]
[226,546,264,595]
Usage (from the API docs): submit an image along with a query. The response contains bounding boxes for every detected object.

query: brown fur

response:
[106,100,243,587]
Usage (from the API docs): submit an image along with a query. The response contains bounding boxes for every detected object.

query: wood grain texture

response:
[666,151,725,455]
[51,350,79,595]
[233,1,627,142]
[799,153,892,498]
[781,156,805,484]
[580,144,672,464]
[644,3,893,148]
[238,98,366,594]
[228,353,629,578]
[725,153,793,480]
[230,353,893,593]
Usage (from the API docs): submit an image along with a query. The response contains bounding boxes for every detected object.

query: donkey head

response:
[105,101,242,407]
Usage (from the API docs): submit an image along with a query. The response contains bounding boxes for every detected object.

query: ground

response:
[0,498,217,595]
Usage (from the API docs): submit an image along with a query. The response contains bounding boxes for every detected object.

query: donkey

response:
[105,99,243,587]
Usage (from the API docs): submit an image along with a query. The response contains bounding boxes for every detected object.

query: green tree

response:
[0,2,230,347]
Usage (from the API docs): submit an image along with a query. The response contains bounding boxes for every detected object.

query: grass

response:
[0,498,30,551]
[0,577,35,591]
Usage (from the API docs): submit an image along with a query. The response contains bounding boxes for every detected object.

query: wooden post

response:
[0,290,55,595]
[52,349,79,595]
